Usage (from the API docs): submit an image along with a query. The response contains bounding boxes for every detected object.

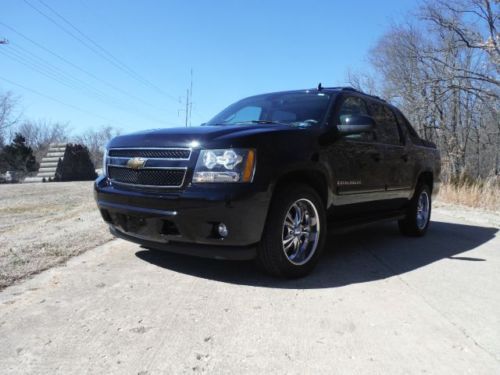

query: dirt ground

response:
[0,181,112,289]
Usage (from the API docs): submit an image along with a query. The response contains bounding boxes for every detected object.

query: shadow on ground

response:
[135,220,498,289]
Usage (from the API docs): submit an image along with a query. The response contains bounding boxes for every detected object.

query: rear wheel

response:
[398,184,432,236]
[256,184,326,278]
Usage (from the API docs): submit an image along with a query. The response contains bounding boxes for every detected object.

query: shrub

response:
[54,144,97,181]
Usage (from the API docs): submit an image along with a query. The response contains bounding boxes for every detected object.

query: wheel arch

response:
[270,168,330,208]
[417,171,434,194]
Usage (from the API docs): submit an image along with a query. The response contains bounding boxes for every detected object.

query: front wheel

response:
[398,184,432,236]
[256,184,327,278]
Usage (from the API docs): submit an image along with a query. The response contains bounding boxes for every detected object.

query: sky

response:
[0,0,419,135]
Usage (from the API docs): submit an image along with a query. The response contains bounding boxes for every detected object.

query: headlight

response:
[193,149,256,183]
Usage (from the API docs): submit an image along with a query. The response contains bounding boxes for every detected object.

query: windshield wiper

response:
[251,120,284,124]
[209,120,290,126]
[231,120,287,125]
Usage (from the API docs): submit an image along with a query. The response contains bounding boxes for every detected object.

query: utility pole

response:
[184,88,189,127]
[189,69,193,127]
[183,68,194,127]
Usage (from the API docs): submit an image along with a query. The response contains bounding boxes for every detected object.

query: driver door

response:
[326,95,386,204]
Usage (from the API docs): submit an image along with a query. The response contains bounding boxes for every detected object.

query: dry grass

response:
[438,179,500,212]
[0,181,113,290]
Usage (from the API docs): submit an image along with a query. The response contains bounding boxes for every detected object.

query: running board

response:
[329,211,406,235]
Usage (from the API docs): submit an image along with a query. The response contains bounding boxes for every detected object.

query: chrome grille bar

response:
[106,147,191,189]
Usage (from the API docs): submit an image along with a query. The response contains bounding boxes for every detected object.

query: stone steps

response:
[24,143,68,182]
[40,156,63,163]
[45,152,65,158]
[38,167,57,173]
[39,162,58,168]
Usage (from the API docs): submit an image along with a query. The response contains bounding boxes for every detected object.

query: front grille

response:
[108,148,191,159]
[108,166,186,187]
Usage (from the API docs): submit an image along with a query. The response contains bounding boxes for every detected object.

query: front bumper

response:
[94,176,270,260]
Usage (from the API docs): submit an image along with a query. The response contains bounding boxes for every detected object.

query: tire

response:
[398,183,432,237]
[256,184,327,278]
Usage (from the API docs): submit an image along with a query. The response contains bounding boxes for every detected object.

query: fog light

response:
[218,223,228,238]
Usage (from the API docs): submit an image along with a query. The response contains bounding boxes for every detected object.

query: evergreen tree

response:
[0,133,38,173]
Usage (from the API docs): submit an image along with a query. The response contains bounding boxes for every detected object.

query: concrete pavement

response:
[0,209,499,374]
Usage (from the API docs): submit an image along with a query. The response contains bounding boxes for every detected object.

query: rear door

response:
[367,101,412,199]
[394,110,425,194]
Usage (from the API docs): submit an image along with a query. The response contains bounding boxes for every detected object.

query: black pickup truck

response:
[95,86,440,278]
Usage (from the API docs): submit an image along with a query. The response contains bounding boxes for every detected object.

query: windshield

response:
[206,92,332,127]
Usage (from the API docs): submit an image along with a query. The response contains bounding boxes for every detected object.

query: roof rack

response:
[316,84,386,102]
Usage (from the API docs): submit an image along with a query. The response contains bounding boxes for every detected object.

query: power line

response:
[4,43,175,125]
[0,48,173,126]
[0,75,129,127]
[0,21,167,112]
[1,48,99,95]
[9,44,124,102]
[27,0,180,103]
[2,47,111,100]
[3,7,207,124]
[59,0,210,122]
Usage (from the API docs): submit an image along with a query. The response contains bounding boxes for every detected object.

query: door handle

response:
[401,154,409,162]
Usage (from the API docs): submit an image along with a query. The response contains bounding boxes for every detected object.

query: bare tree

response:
[346,69,380,96]
[0,91,21,147]
[421,0,499,73]
[15,120,70,161]
[74,126,120,168]
[346,0,499,181]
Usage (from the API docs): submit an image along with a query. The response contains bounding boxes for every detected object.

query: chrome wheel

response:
[416,190,430,230]
[282,198,320,266]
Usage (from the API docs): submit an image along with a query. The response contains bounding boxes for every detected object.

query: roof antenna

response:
[317,82,323,91]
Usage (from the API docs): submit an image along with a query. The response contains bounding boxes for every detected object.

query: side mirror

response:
[337,115,375,135]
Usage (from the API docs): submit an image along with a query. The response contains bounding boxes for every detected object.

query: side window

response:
[368,102,401,145]
[338,96,368,123]
[337,96,372,141]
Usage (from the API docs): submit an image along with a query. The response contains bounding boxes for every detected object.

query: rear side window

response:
[368,101,401,145]
[395,111,422,145]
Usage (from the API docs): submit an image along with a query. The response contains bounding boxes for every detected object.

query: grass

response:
[438,177,500,212]
[0,181,113,290]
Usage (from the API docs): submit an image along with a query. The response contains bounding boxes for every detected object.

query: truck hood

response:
[107,124,308,149]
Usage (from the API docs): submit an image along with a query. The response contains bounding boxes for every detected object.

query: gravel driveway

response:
[0,208,498,374]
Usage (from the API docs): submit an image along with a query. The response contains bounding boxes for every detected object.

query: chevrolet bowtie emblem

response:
[127,157,147,169]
